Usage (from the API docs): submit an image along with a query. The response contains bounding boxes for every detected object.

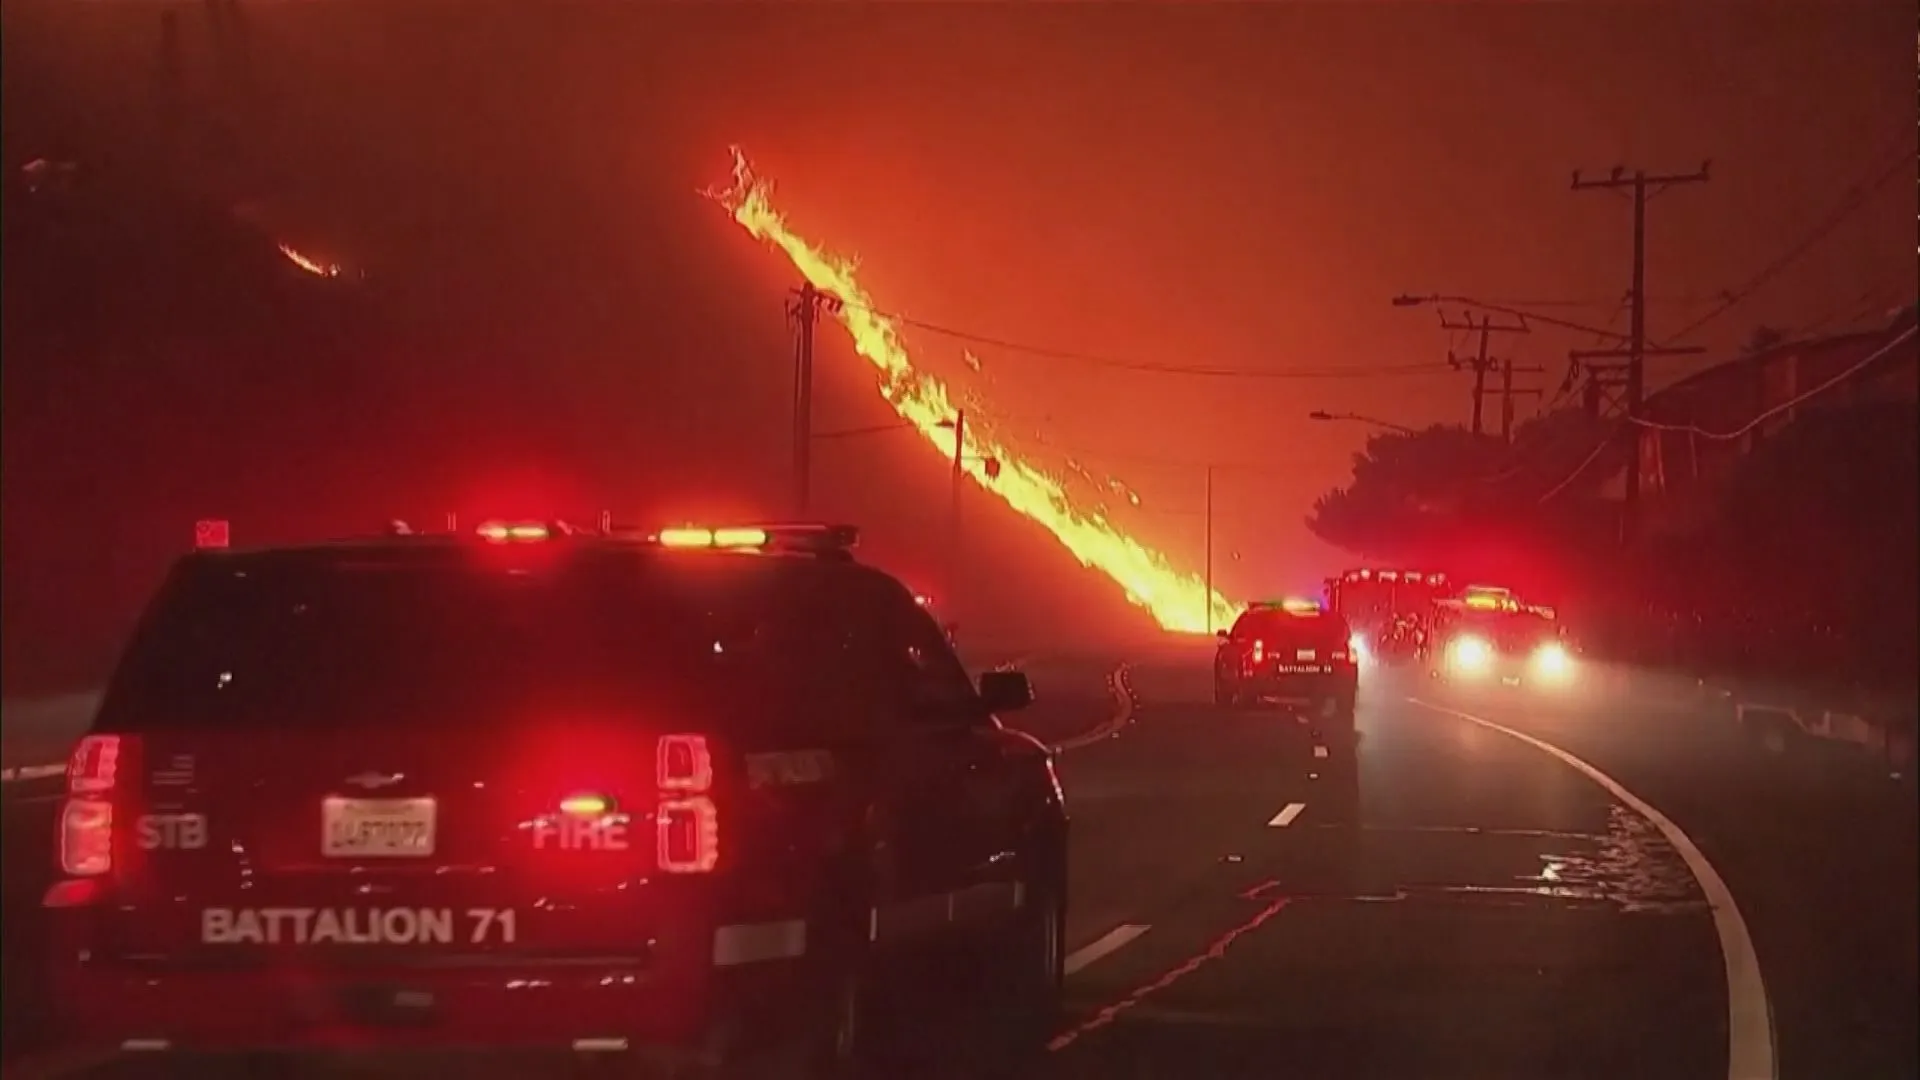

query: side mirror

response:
[1215,629,1230,642]
[978,669,1034,713]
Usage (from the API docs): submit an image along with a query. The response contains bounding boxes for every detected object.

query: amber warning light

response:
[476,521,550,544]
[657,526,771,550]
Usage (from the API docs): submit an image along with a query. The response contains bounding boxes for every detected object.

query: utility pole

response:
[1495,358,1547,443]
[786,283,840,515]
[1438,312,1530,436]
[1204,464,1216,634]
[949,409,966,613]
[1571,163,1711,544]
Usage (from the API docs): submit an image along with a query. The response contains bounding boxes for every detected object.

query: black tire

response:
[719,948,871,1080]
[1311,693,1357,743]
[971,870,1066,1075]
[1216,679,1246,709]
[738,883,879,1080]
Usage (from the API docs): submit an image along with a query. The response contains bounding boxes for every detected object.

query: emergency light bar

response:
[649,522,860,555]
[1340,568,1447,584]
[477,520,556,543]
[1252,597,1323,614]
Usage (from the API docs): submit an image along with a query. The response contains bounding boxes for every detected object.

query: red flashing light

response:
[194,520,230,550]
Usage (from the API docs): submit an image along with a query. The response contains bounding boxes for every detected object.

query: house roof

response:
[1643,303,1918,422]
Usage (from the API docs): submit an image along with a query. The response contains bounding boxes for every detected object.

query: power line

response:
[1475,294,1717,310]
[1029,435,1279,474]
[1534,434,1619,505]
[1533,323,1917,504]
[813,421,914,440]
[1662,150,1908,345]
[1633,324,1917,442]
[834,298,1455,380]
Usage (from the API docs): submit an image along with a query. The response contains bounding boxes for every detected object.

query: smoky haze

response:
[3,2,1912,695]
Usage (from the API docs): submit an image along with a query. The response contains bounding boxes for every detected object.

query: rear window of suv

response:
[1232,610,1352,646]
[99,551,857,738]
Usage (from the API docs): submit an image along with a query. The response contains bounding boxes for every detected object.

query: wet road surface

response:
[4,651,1914,1078]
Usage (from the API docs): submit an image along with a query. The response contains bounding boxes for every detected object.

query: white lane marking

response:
[1267,802,1307,827]
[1052,662,1139,753]
[1,763,66,784]
[1064,923,1151,976]
[1409,697,1777,1080]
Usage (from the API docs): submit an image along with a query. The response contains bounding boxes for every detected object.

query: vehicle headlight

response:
[1531,642,1574,681]
[1448,635,1492,673]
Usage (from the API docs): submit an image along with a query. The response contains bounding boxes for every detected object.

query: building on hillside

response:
[1602,304,1919,539]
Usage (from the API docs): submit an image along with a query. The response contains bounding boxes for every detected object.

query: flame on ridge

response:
[277,243,342,278]
[709,147,1237,633]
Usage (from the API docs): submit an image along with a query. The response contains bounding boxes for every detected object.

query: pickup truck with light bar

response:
[44,518,1068,1077]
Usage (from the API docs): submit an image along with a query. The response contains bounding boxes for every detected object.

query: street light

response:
[1390,292,1627,342]
[1309,410,1418,435]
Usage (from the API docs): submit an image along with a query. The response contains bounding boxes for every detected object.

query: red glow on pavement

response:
[1048,884,1292,1052]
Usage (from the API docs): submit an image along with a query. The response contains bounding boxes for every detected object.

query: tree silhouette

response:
[1305,410,1622,572]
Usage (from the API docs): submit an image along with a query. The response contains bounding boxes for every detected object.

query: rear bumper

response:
[1241,670,1357,702]
[1440,655,1578,687]
[46,916,812,1060]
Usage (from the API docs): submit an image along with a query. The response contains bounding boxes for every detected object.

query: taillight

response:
[655,734,718,873]
[67,733,121,795]
[59,734,124,877]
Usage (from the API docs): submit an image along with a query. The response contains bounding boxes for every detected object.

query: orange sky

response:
[658,3,1914,595]
[3,1,1913,670]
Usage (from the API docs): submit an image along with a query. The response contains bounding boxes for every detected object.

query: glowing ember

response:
[710,148,1236,633]
[277,243,341,278]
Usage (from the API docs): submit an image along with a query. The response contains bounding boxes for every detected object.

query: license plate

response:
[322,797,437,858]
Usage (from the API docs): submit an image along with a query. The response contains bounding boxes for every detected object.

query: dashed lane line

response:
[1409,697,1777,1080]
[1063,923,1152,976]
[1266,802,1306,827]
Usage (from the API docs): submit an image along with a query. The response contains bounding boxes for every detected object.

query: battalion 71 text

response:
[200,907,517,946]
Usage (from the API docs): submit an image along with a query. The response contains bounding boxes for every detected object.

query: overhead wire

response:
[1661,148,1909,345]
[834,297,1455,380]
[1531,323,1917,503]
[1633,325,1917,442]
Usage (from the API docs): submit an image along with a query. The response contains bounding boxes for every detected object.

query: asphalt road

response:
[4,651,1915,1079]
